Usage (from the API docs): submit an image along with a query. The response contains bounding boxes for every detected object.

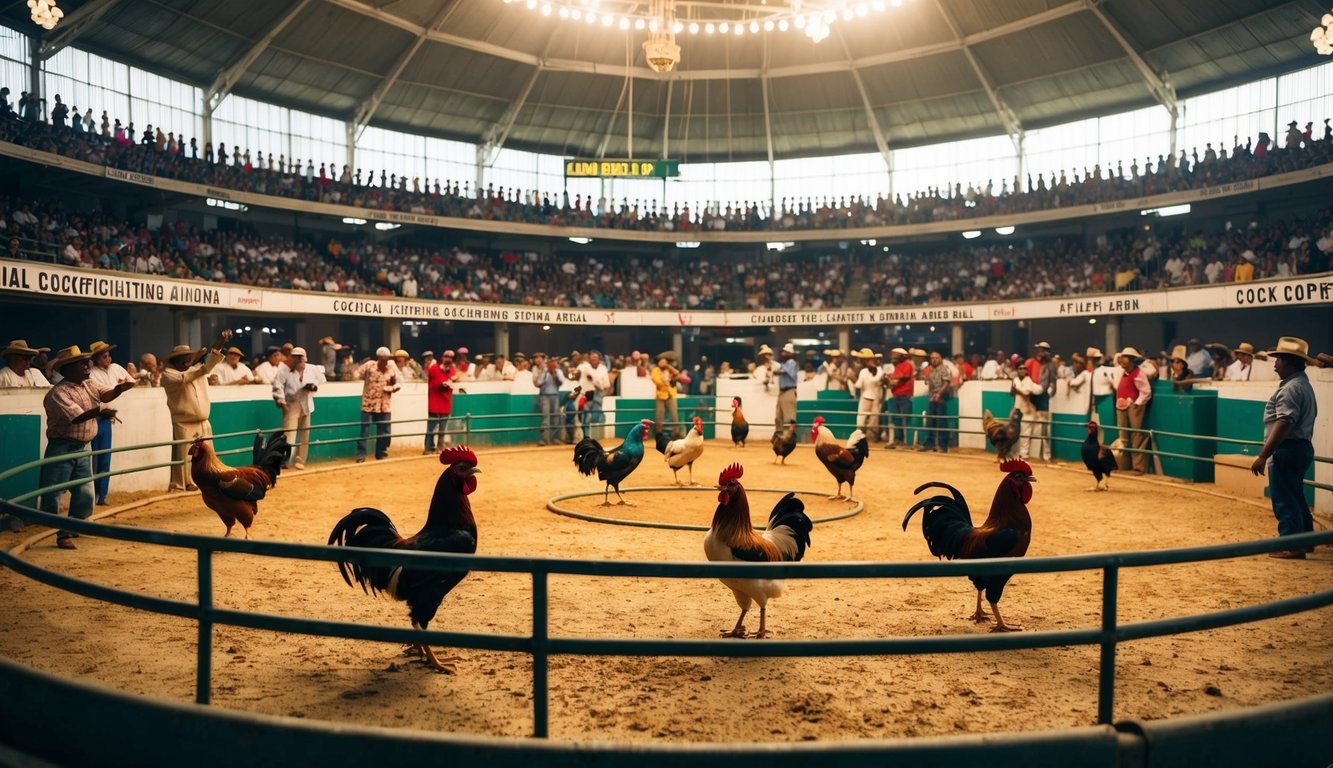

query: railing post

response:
[531,570,549,739]
[465,413,472,445]
[1098,565,1119,725]
[196,547,214,706]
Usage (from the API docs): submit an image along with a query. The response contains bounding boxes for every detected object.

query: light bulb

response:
[688,21,699,33]
[719,21,728,33]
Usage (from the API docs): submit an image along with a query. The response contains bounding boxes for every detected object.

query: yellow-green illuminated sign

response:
[564,159,680,178]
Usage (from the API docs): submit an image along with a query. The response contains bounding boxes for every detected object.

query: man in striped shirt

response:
[41,346,121,549]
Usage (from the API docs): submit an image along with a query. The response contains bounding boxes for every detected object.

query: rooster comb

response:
[718,463,744,485]
[439,445,478,467]
[999,458,1033,477]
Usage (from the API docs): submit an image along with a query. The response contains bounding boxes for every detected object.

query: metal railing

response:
[3,431,1331,739]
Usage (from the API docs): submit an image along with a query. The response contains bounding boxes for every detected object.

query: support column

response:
[174,312,201,348]
[346,120,357,176]
[201,101,213,159]
[382,318,401,353]
[951,323,964,356]
[250,328,266,358]
[672,330,683,364]
[28,36,41,108]
[493,323,510,358]
[474,144,486,198]
[836,325,851,354]
[1104,316,1121,359]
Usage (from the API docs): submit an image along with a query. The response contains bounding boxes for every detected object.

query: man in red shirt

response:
[886,347,916,448]
[425,349,457,453]
[1114,347,1153,474]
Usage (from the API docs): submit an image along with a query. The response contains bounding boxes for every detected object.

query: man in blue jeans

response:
[41,345,121,549]
[1251,337,1318,559]
[353,346,400,462]
[917,350,954,453]
[534,352,565,445]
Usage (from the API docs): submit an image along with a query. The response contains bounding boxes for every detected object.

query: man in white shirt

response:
[492,353,517,381]
[851,348,886,442]
[0,339,52,387]
[86,341,136,505]
[211,347,255,385]
[577,350,612,438]
[272,347,325,469]
[1226,342,1257,381]
[979,350,1005,381]
[251,348,284,384]
[753,344,775,390]
[1010,371,1046,461]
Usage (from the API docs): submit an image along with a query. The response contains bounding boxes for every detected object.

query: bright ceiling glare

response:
[994,226,1015,235]
[1313,12,1333,55]
[1141,204,1192,217]
[568,236,593,244]
[675,241,701,248]
[962,230,982,240]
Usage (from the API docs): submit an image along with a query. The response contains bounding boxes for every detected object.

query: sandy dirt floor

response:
[1,440,1330,743]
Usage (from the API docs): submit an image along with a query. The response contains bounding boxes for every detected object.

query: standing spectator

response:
[354,346,400,463]
[774,343,799,430]
[651,351,680,436]
[1024,341,1056,463]
[1113,347,1152,474]
[1169,345,1194,391]
[252,347,284,384]
[161,331,230,491]
[1250,337,1318,558]
[819,350,849,391]
[886,347,915,448]
[319,336,342,379]
[393,349,423,381]
[41,345,116,549]
[424,349,457,453]
[86,340,135,506]
[0,339,52,387]
[272,347,324,470]
[134,353,162,387]
[918,350,955,453]
[753,344,775,391]
[1011,368,1045,460]
[577,350,611,438]
[211,347,256,385]
[491,352,517,381]
[453,347,475,381]
[851,348,885,443]
[533,351,564,445]
[1226,342,1257,381]
[50,95,68,128]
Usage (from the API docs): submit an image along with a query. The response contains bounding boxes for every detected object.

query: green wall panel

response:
[0,415,41,505]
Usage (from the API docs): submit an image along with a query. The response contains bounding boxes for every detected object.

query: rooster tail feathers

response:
[767,492,812,560]
[902,495,973,558]
[328,507,400,591]
[256,430,291,485]
[572,438,603,475]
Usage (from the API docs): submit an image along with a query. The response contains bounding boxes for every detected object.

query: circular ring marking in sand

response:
[546,486,864,531]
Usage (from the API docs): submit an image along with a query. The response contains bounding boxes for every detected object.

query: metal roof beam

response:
[1087,1,1176,117]
[37,0,127,61]
[205,0,313,112]
[931,0,1023,144]
[482,64,545,166]
[352,1,461,137]
[839,34,890,173]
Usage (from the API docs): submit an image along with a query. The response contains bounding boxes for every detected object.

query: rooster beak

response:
[465,467,483,476]
[1028,476,1038,482]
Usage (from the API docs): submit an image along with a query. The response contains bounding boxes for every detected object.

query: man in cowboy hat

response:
[819,350,849,392]
[1251,337,1319,558]
[0,339,52,387]
[851,348,885,442]
[774,343,800,430]
[272,347,325,470]
[87,341,136,505]
[161,329,232,491]
[1224,342,1258,381]
[886,347,915,447]
[651,350,680,436]
[1113,347,1152,474]
[211,346,256,386]
[1023,342,1056,462]
[40,345,124,548]
[393,349,423,382]
[753,344,775,390]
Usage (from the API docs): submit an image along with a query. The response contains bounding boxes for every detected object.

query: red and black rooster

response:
[902,459,1036,632]
[189,430,290,538]
[730,397,750,447]
[1081,421,1118,491]
[771,420,798,464]
[328,446,481,673]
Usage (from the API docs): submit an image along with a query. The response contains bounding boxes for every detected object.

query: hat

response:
[393,349,410,358]
[513,352,526,360]
[422,350,435,358]
[290,347,307,357]
[1263,336,1316,364]
[2,339,50,356]
[1170,345,1188,362]
[757,344,773,356]
[1009,353,1022,362]
[824,349,843,357]
[442,349,455,357]
[1204,342,1230,357]
[1187,338,1201,346]
[910,348,927,357]
[265,346,282,356]
[781,342,796,355]
[1232,342,1256,357]
[656,350,678,362]
[375,346,391,358]
[1086,347,1103,358]
[1116,347,1142,359]
[457,346,469,355]
[50,344,94,370]
[531,351,547,358]
[853,347,880,359]
[87,340,116,356]
[1034,341,1051,350]
[1288,120,1298,128]
[474,354,485,362]
[225,346,244,356]
[166,344,197,362]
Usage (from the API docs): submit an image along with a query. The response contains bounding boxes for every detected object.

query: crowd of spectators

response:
[3,86,1333,233]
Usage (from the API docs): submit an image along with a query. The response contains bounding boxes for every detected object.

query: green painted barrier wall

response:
[613,398,716,439]
[0,414,41,505]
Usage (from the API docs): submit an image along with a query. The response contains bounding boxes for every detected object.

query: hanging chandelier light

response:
[1313,11,1333,55]
[28,0,64,30]
[503,0,908,69]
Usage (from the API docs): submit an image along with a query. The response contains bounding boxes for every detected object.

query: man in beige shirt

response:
[161,330,231,491]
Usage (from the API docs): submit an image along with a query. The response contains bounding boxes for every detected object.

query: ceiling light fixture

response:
[28,0,63,29]
[1314,11,1333,55]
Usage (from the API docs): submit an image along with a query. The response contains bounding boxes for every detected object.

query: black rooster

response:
[771,420,798,464]
[1080,421,1118,491]
[328,446,481,673]
[575,419,653,505]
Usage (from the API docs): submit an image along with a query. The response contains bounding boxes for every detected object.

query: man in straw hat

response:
[885,347,915,447]
[1224,342,1258,381]
[353,346,401,462]
[851,348,885,442]
[40,345,126,548]
[0,339,51,387]
[819,349,849,392]
[774,343,800,430]
[87,341,136,505]
[1113,347,1152,474]
[651,350,681,436]
[753,344,775,390]
[272,346,325,470]
[161,329,232,491]
[211,346,256,386]
[1251,337,1319,559]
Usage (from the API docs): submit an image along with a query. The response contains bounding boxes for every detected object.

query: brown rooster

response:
[771,419,798,464]
[704,463,813,639]
[188,431,291,538]
[730,397,750,447]
[902,459,1036,632]
[811,416,868,501]
[982,408,1022,462]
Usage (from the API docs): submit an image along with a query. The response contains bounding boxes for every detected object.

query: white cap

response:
[375,346,391,357]
[290,347,307,357]
[781,342,796,354]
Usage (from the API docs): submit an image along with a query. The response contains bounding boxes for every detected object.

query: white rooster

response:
[662,416,706,486]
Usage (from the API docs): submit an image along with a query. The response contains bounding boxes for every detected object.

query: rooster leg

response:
[968,590,990,623]
[420,643,461,674]
[989,603,1023,632]
[827,482,844,501]
[720,608,749,638]
[751,606,771,640]
[614,486,634,506]
[688,463,700,486]
[598,485,613,507]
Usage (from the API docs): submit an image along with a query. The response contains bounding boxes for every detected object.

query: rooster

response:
[327,446,481,674]
[574,419,653,505]
[1081,422,1120,491]
[188,430,290,538]
[811,416,868,501]
[982,408,1022,462]
[705,463,813,639]
[771,420,798,464]
[661,416,706,485]
[902,459,1036,632]
[730,397,750,447]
